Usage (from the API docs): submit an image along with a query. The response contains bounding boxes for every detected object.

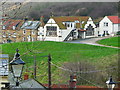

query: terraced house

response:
[38,16,97,42]
[2,18,42,43]
[21,20,40,42]
[2,19,24,43]
[2,16,98,43]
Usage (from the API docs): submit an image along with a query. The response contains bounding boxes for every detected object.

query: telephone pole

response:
[34,56,36,79]
[48,54,51,89]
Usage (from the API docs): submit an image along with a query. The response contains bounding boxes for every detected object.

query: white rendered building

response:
[99,16,120,36]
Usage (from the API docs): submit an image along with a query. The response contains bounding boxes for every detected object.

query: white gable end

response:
[100,16,112,25]
[47,18,56,24]
[99,16,115,36]
[84,17,96,29]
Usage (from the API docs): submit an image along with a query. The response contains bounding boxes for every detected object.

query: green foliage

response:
[97,36,120,47]
[116,31,120,35]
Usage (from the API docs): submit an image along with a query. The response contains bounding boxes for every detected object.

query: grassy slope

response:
[97,36,120,47]
[1,41,118,84]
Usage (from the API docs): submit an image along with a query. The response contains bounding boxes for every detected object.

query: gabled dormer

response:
[62,21,75,29]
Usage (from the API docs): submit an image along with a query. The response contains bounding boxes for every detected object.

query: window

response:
[2,26,5,30]
[67,24,70,27]
[13,26,16,30]
[73,32,76,36]
[2,59,8,65]
[98,31,99,35]
[75,20,79,23]
[104,22,108,27]
[65,23,67,27]
[23,37,26,41]
[74,24,76,28]
[46,26,57,37]
[71,23,72,28]
[32,30,35,35]
[23,30,26,34]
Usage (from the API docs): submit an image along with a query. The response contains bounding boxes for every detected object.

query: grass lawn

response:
[97,36,120,47]
[1,41,119,86]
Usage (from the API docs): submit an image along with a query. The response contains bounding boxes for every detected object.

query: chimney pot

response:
[24,74,29,80]
[69,74,77,88]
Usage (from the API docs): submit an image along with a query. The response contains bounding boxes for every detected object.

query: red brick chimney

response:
[69,74,77,88]
[32,18,34,21]
[24,73,29,80]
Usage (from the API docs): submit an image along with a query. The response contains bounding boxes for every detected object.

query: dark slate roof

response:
[21,21,40,30]
[10,79,46,89]
[10,59,25,65]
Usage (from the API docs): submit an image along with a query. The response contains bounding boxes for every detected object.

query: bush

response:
[116,31,120,35]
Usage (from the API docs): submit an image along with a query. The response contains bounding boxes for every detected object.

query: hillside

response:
[2,41,118,87]
[3,2,118,22]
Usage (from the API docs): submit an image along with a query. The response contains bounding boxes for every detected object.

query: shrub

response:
[116,31,120,35]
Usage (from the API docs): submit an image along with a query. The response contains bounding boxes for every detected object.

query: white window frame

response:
[104,22,108,27]
[2,26,6,30]
[13,26,16,30]
[32,30,35,35]
[23,29,26,34]
[23,37,26,41]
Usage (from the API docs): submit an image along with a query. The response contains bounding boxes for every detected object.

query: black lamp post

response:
[106,76,116,90]
[10,48,25,86]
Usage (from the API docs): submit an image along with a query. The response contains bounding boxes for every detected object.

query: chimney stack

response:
[32,18,34,21]
[40,16,44,27]
[69,74,77,88]
[24,73,29,80]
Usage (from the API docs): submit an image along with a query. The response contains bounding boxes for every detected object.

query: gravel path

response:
[66,36,119,49]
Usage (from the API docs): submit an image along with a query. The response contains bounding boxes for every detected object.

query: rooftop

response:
[2,19,24,30]
[51,16,89,29]
[21,21,40,30]
[107,16,120,24]
[43,84,100,88]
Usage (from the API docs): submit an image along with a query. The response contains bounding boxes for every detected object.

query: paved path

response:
[66,36,119,49]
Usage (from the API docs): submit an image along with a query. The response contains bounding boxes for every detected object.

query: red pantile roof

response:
[3,20,11,25]
[119,19,120,23]
[2,19,24,30]
[107,16,120,24]
[43,84,99,88]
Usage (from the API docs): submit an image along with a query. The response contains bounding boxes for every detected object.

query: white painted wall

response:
[84,17,97,37]
[38,17,98,41]
[113,24,119,33]
[84,17,96,30]
[99,16,119,36]
[38,18,78,42]
[38,26,44,41]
